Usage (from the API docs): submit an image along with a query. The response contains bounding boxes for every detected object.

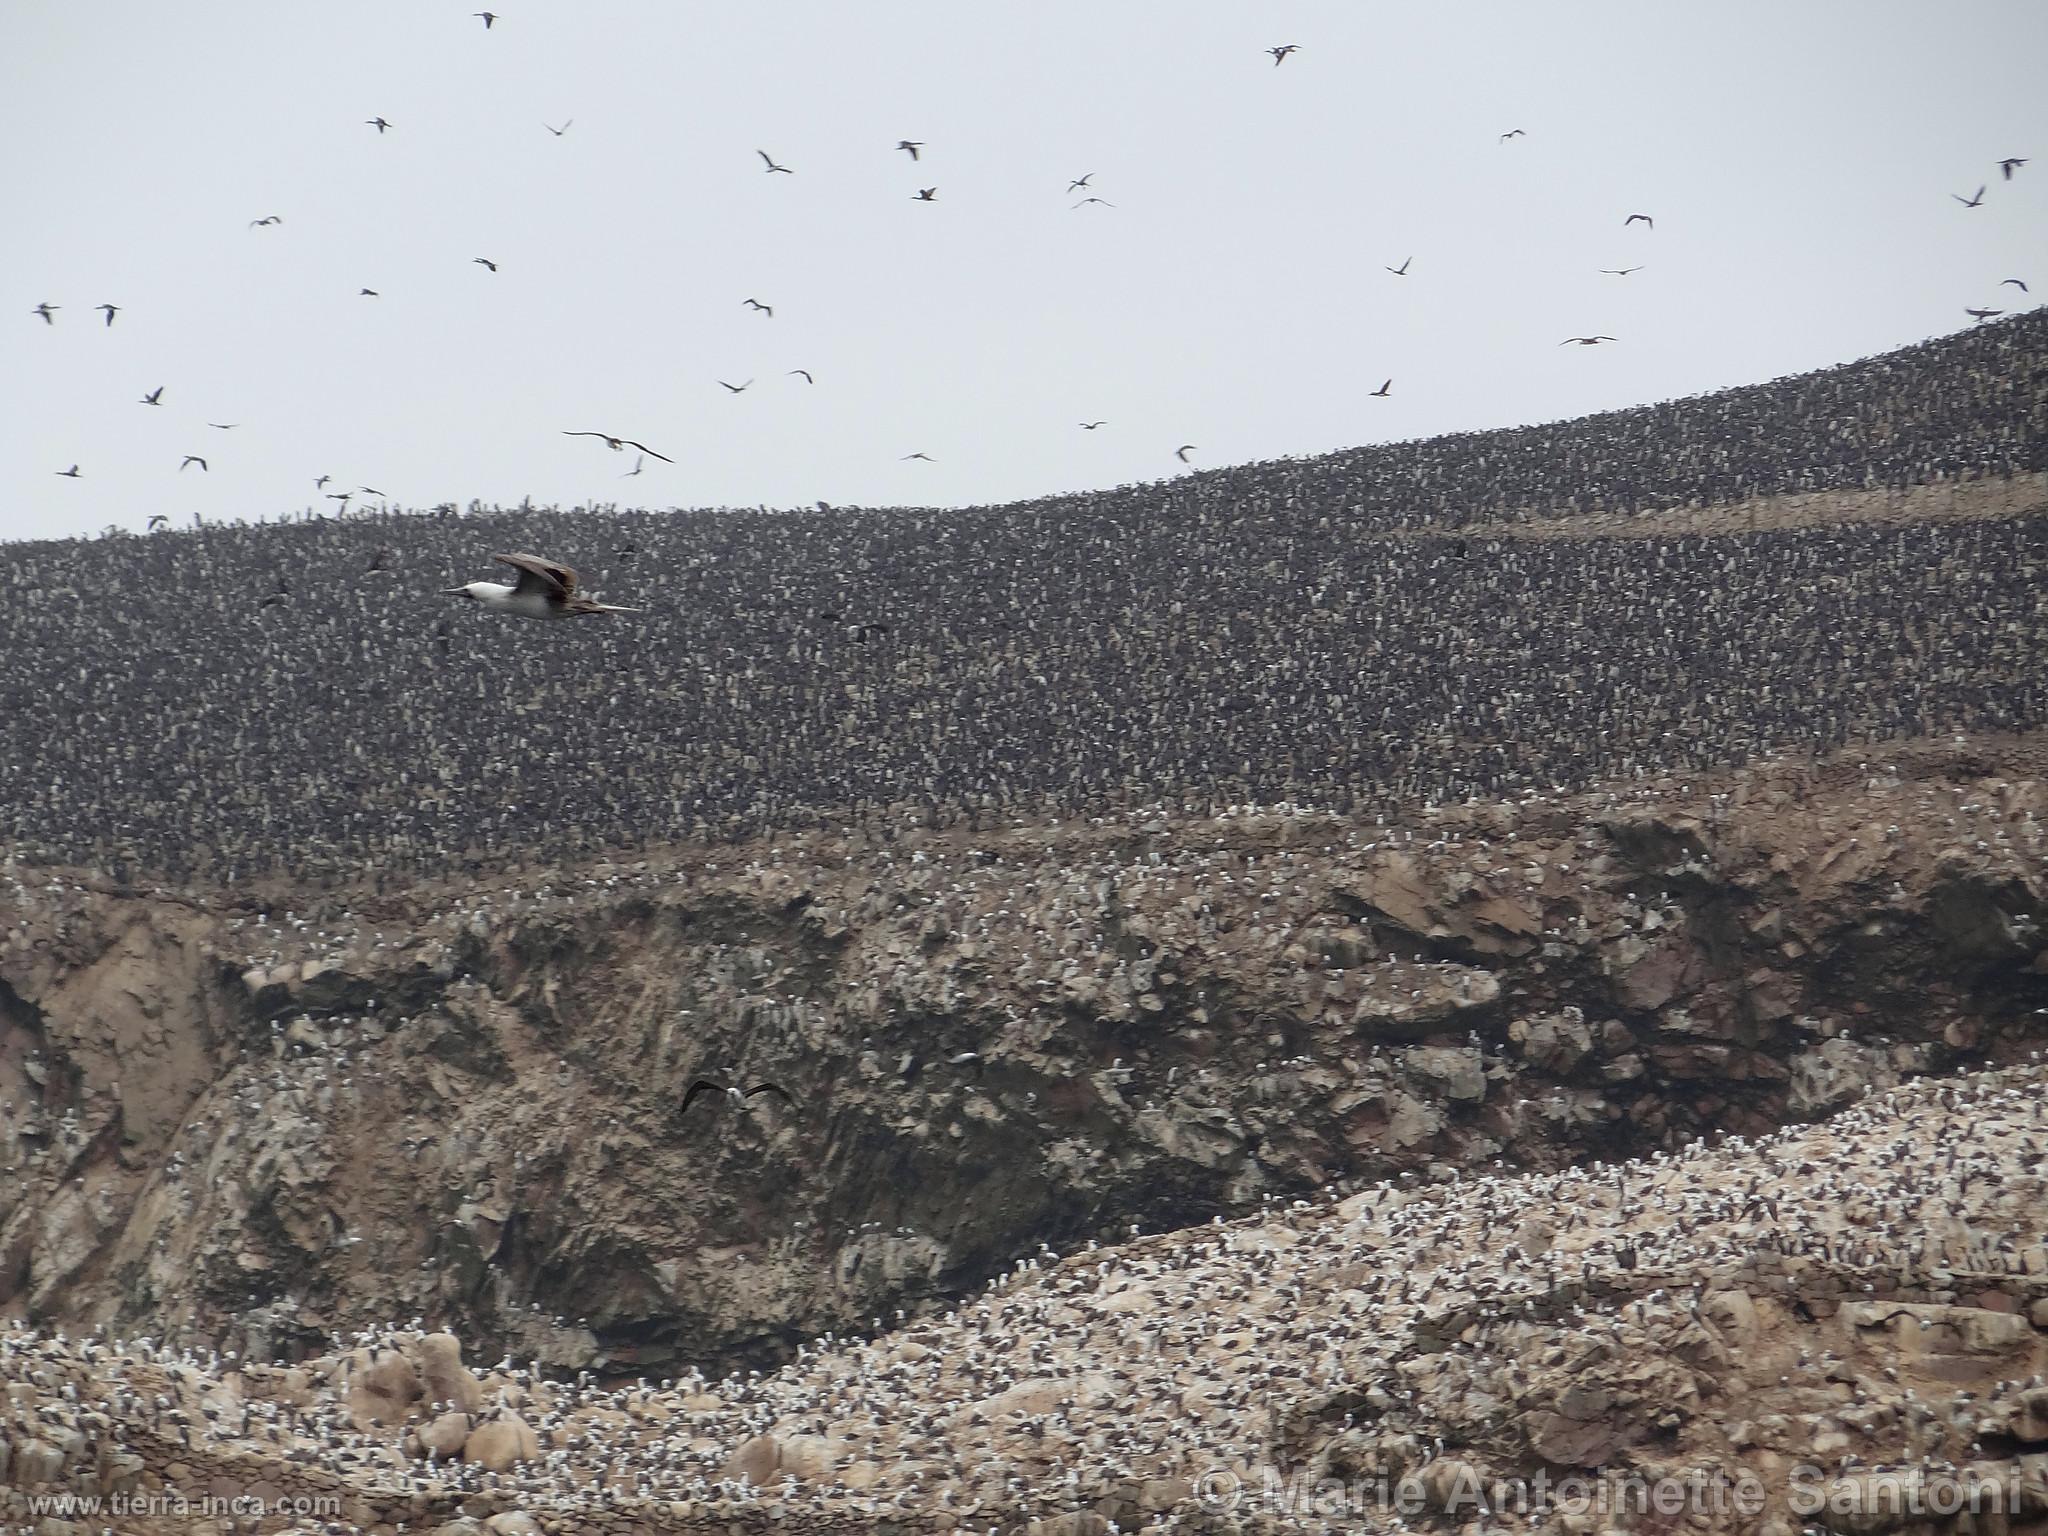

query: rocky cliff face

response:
[2,736,2045,1380]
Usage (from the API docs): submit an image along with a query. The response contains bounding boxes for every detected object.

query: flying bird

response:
[1624,213,1654,228]
[208,423,238,430]
[249,215,282,227]
[1999,157,2027,180]
[621,456,646,477]
[2001,278,2029,292]
[359,485,387,497]
[561,430,673,463]
[1601,266,1644,276]
[682,1080,792,1114]
[788,369,814,383]
[444,552,640,619]
[1560,335,1617,345]
[140,386,164,405]
[56,465,81,478]
[717,379,752,393]
[757,150,793,173]
[97,303,120,326]
[326,492,352,508]
[180,455,208,472]
[897,140,923,160]
[147,514,169,530]
[902,452,934,462]
[474,257,497,271]
[1952,186,1985,208]
[366,117,392,133]
[1175,444,1197,462]
[743,298,773,316]
[474,10,496,26]
[31,303,57,324]
[1268,44,1299,65]
[913,187,937,201]
[1370,379,1392,397]
[1386,256,1411,276]
[1079,421,1106,429]
[1068,173,1094,192]
[1072,197,1115,208]
[1499,128,1526,142]
[314,475,331,489]
[1964,307,2003,320]
[359,288,380,297]
[543,120,572,136]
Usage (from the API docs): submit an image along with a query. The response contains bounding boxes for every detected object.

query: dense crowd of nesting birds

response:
[1,314,2044,884]
[3,1064,2045,1532]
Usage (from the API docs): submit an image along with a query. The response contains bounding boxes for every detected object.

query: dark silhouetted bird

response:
[718,379,752,393]
[2001,278,2029,292]
[1601,266,1643,276]
[902,452,935,462]
[1624,213,1654,228]
[366,117,392,133]
[1386,256,1411,276]
[359,288,379,297]
[1998,158,2026,180]
[1175,444,1198,462]
[1370,379,1392,397]
[1068,173,1094,192]
[1499,128,1525,142]
[758,150,792,173]
[474,10,496,27]
[32,303,58,324]
[913,187,937,201]
[897,140,923,160]
[562,431,673,463]
[788,369,814,383]
[1072,197,1114,208]
[141,386,164,405]
[474,257,497,271]
[249,214,282,227]
[744,298,773,316]
[1964,307,2003,321]
[180,455,207,472]
[97,303,120,326]
[56,465,81,478]
[543,119,572,136]
[1953,186,1986,207]
[1561,335,1617,346]
[1268,44,1299,65]
[1080,421,1106,429]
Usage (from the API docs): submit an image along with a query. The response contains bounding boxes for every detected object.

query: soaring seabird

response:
[249,215,283,227]
[757,150,793,173]
[2001,278,2029,292]
[180,455,208,472]
[1370,378,1392,397]
[141,386,164,405]
[682,1079,793,1114]
[56,465,81,478]
[474,10,496,27]
[32,303,58,324]
[744,298,774,315]
[1499,128,1525,142]
[897,140,924,160]
[1386,256,1411,276]
[543,120,572,136]
[913,187,937,201]
[1964,307,2003,320]
[98,303,120,326]
[1560,335,1617,345]
[366,117,392,134]
[1624,212,1654,228]
[1175,444,1197,462]
[444,552,640,618]
[1268,44,1299,65]
[1080,420,1106,429]
[788,369,814,383]
[1952,186,1985,207]
[1998,158,2026,180]
[561,430,674,463]
[1600,266,1643,276]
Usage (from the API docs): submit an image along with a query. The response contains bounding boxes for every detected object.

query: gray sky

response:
[5,0,2043,543]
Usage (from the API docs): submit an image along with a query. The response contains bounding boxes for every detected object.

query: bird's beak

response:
[442,586,472,598]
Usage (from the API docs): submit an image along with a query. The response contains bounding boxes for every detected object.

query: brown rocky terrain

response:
[2,731,2045,1391]
[3,1060,2046,1536]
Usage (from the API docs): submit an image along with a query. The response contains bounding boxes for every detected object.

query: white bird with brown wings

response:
[444,553,640,619]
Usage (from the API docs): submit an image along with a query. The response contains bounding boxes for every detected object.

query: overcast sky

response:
[4,1,2042,544]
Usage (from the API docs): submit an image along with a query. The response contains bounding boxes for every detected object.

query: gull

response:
[757,149,793,174]
[208,423,238,430]
[314,475,331,489]
[32,303,57,324]
[543,119,572,136]
[1268,44,1299,65]
[359,485,387,496]
[897,140,924,160]
[97,303,120,326]
[56,465,81,478]
[1386,256,1411,276]
[327,492,352,508]
[1601,266,1643,275]
[913,187,937,201]
[444,552,640,618]
[1999,157,2026,180]
[682,1080,793,1114]
[1560,335,1616,345]
[1068,173,1094,192]
[717,379,752,393]
[1499,128,1526,142]
[744,297,773,315]
[1624,212,1654,228]
[621,456,646,477]
[1952,186,1985,207]
[366,117,392,134]
[1080,420,1106,429]
[148,514,169,530]
[360,288,380,296]
[1175,444,1197,462]
[474,257,497,271]
[902,452,935,461]
[1964,307,2003,321]
[180,455,208,472]
[141,386,164,405]
[2001,278,2029,292]
[474,10,496,27]
[561,430,673,463]
[788,369,814,383]
[1370,378,1392,397]
[249,215,282,227]
[1072,197,1114,208]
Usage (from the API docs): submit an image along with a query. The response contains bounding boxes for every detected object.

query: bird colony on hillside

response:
[0,315,2043,884]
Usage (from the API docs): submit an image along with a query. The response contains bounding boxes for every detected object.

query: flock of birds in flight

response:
[24,18,2035,574]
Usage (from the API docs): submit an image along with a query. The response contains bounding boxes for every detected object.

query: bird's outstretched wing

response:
[681,1080,723,1114]
[622,439,674,463]
[494,552,578,599]
[745,1083,794,1103]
